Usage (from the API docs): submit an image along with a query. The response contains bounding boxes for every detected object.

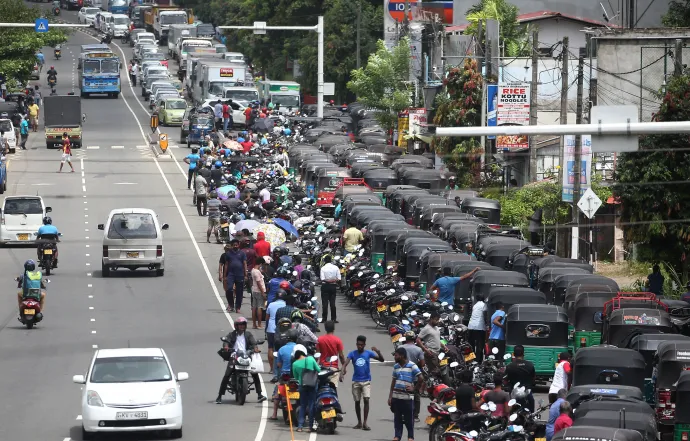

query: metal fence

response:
[638,45,690,121]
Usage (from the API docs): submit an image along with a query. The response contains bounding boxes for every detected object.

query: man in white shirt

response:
[259,186,271,204]
[319,255,341,323]
[130,62,138,86]
[467,293,489,363]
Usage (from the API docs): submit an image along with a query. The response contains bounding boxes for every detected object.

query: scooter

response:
[37,233,60,275]
[53,6,60,15]
[54,48,61,60]
[218,337,256,405]
[15,278,49,329]
[313,356,344,434]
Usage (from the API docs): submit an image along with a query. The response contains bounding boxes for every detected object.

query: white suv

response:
[0,196,51,245]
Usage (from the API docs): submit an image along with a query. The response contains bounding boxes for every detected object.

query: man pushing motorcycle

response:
[16,260,47,316]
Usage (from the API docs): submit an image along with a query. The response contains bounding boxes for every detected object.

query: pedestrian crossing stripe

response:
[86,146,100,149]
[111,146,124,149]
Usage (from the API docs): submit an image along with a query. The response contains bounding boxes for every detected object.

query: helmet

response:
[276,266,291,278]
[43,216,52,225]
[234,316,248,326]
[292,344,307,357]
[209,190,218,198]
[276,288,288,300]
[279,280,291,290]
[286,327,299,343]
[50,66,54,69]
[277,317,292,331]
[290,309,304,323]
[24,260,36,271]
[404,330,416,340]
[215,160,223,168]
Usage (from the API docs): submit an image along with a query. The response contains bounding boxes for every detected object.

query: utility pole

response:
[558,36,569,184]
[571,54,585,260]
[528,30,539,182]
[674,38,683,76]
[485,25,493,168]
[400,0,410,39]
[356,0,361,69]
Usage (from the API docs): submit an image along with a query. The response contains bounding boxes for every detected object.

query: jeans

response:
[223,117,233,132]
[196,195,207,216]
[226,276,244,310]
[298,385,317,429]
[187,168,197,189]
[468,329,486,363]
[392,398,415,440]
[321,283,337,322]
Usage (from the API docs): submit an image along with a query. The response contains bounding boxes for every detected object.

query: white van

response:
[0,196,51,245]
[98,208,169,277]
[107,14,130,38]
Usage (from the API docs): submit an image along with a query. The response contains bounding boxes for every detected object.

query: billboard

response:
[562,135,593,203]
[495,84,530,151]
[384,0,419,49]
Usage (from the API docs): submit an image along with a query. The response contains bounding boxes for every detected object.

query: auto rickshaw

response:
[654,341,690,429]
[662,299,690,336]
[603,292,669,319]
[340,198,383,226]
[344,204,391,229]
[444,220,483,242]
[603,307,676,347]
[301,159,333,189]
[537,267,592,304]
[400,169,447,190]
[384,229,435,269]
[460,197,501,227]
[552,272,603,306]
[336,185,374,205]
[432,213,481,236]
[407,197,449,225]
[399,239,451,289]
[504,304,569,380]
[419,251,474,296]
[571,398,658,441]
[486,287,547,318]
[186,110,215,147]
[566,384,645,405]
[366,221,411,272]
[673,371,690,441]
[564,276,620,313]
[552,427,643,441]
[629,334,690,404]
[420,206,463,231]
[470,270,529,302]
[353,210,405,231]
[388,188,429,214]
[400,193,436,220]
[572,346,646,391]
[481,240,529,269]
[570,291,617,352]
[450,261,496,315]
[391,156,434,172]
[384,185,421,209]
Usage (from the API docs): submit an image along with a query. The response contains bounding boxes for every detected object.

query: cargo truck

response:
[167,24,196,58]
[258,80,301,114]
[179,50,223,82]
[144,6,193,44]
[191,60,247,104]
[44,95,83,149]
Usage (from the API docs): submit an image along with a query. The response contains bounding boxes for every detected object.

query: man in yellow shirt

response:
[28,101,40,132]
[342,222,364,254]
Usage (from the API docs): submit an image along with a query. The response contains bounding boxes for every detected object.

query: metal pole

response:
[435,120,690,136]
[317,16,324,119]
[675,38,684,76]
[356,0,361,69]
[485,33,493,167]
[0,23,90,27]
[571,54,585,259]
[528,30,539,182]
[559,36,569,184]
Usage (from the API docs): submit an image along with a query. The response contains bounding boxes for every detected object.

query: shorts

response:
[208,217,220,228]
[329,372,339,388]
[61,153,71,163]
[30,116,37,125]
[251,290,264,309]
[267,332,275,348]
[352,381,371,401]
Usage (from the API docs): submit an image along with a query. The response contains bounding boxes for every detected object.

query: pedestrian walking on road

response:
[489,302,506,359]
[33,85,42,107]
[388,347,423,441]
[206,191,222,243]
[250,256,267,329]
[340,335,383,430]
[130,61,138,86]
[194,172,208,216]
[292,346,321,432]
[316,321,346,395]
[319,255,341,323]
[28,100,39,132]
[549,352,572,403]
[184,148,201,189]
[19,117,29,149]
[223,238,247,313]
[467,293,489,363]
[58,132,75,173]
[401,331,424,421]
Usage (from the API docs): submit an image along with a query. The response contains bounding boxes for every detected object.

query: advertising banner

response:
[562,135,593,203]
[496,84,530,151]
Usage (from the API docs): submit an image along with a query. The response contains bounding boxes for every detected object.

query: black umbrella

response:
[252,118,274,133]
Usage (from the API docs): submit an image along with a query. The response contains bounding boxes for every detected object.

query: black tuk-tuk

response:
[346,205,392,227]
[564,276,620,312]
[552,427,643,441]
[366,221,411,272]
[552,273,602,306]
[630,334,690,405]
[363,169,398,193]
[384,185,422,209]
[384,229,436,269]
[420,251,475,288]
[388,188,429,214]
[400,242,452,289]
[570,291,617,351]
[354,210,405,231]
[537,268,592,304]
[654,340,690,426]
[571,398,658,441]
[408,197,449,225]
[432,213,481,235]
[335,185,374,203]
[341,198,383,226]
[572,346,646,390]
[481,240,529,269]
[397,236,449,272]
[485,287,547,317]
[401,169,447,190]
[470,270,530,302]
[673,371,690,441]
[450,261,496,314]
[603,308,676,347]
[420,206,464,231]
[444,221,483,242]
[566,384,645,405]
[461,197,501,226]
[400,193,435,220]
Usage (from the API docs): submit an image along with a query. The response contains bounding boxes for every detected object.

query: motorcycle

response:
[53,6,60,15]
[48,76,56,88]
[37,233,60,275]
[15,277,49,329]
[54,48,61,60]
[313,356,343,434]
[219,337,254,405]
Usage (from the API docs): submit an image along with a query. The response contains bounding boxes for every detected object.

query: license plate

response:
[288,391,300,399]
[116,411,148,420]
[464,353,476,362]
[353,290,362,297]
[24,309,35,315]
[221,223,229,228]
[391,334,401,342]
[43,249,53,255]
[425,416,436,425]
[17,234,29,241]
[377,305,387,312]
[535,438,546,441]
[390,304,402,312]
[321,409,336,419]
[446,399,456,406]
[126,252,139,258]
[440,358,448,366]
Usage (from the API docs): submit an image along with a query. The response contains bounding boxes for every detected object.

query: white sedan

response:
[200,99,248,127]
[78,7,100,26]
[73,348,188,440]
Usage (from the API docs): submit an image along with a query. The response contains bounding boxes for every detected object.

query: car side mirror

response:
[161,223,169,230]
[176,372,189,381]
[97,224,104,230]
[72,375,86,384]
[45,207,52,213]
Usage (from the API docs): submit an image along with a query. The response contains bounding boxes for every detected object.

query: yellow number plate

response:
[390,304,402,312]
[321,409,336,419]
[440,358,448,366]
[126,252,139,258]
[221,223,229,228]
[377,305,387,312]
[354,290,362,297]
[288,391,300,399]
[18,234,29,241]
[24,309,35,315]
[391,334,401,342]
[535,438,546,441]
[446,399,456,406]
[43,249,53,255]
[464,353,476,362]
[425,416,436,425]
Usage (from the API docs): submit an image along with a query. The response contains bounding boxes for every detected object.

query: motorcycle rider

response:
[16,260,46,316]
[290,309,318,346]
[269,328,299,420]
[216,316,267,404]
[36,216,60,267]
[54,44,62,59]
[46,66,57,85]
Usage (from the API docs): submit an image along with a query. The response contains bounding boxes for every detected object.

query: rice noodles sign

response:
[496,84,530,152]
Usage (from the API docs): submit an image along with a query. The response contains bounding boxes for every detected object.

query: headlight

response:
[160,388,177,405]
[87,390,104,407]
[237,356,251,366]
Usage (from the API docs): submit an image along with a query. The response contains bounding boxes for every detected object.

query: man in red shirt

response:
[222,101,232,133]
[58,132,75,173]
[316,321,346,396]
[241,138,253,154]
[253,232,271,258]
[553,401,573,435]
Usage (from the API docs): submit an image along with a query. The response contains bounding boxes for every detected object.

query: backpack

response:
[23,271,42,299]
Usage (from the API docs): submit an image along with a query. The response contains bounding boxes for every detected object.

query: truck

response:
[167,24,196,58]
[176,38,214,64]
[103,0,127,14]
[144,6,192,44]
[44,95,83,149]
[191,60,247,104]
[222,86,259,103]
[180,50,222,82]
[258,80,301,114]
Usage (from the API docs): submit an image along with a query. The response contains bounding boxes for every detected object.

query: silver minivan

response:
[98,208,169,277]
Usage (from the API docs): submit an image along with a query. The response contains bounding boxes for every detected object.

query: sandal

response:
[296,428,303,432]
[268,416,278,421]
[362,425,371,431]
[353,424,362,429]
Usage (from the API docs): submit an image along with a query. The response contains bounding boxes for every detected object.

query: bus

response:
[79,52,121,98]
[104,0,127,14]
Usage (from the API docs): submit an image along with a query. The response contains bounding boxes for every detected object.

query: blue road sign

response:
[35,19,49,33]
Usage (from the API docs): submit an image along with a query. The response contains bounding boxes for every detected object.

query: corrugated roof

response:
[445,10,613,33]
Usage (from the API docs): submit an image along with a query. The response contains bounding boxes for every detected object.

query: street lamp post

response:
[219,16,325,119]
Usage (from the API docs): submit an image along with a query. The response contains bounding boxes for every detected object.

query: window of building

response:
[537,155,560,181]
[594,153,615,180]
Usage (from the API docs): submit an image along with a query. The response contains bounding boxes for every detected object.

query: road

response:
[0,5,430,441]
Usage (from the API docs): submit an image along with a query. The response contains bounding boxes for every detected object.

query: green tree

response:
[612,75,690,276]
[347,38,412,137]
[465,0,530,57]
[0,0,68,83]
[432,59,484,186]
[662,0,690,27]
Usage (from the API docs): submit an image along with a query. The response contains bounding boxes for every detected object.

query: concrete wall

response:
[529,18,589,51]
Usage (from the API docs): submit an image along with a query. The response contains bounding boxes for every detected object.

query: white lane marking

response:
[88,284,92,288]
[86,244,90,247]
[85,254,90,257]
[90,318,95,322]
[89,306,94,310]
[31,183,53,186]
[81,178,85,184]
[92,345,98,349]
[86,263,91,266]
[76,415,82,421]
[84,221,88,224]
[88,295,93,299]
[136,145,148,149]
[113,182,137,185]
[82,185,86,192]
[86,146,100,149]
[85,215,88,218]
[81,170,85,177]
[87,273,91,276]
[91,330,96,334]
[111,145,124,149]
[309,432,317,441]
[63,437,71,441]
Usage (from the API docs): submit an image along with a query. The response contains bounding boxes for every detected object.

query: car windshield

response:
[224,90,258,102]
[0,120,12,133]
[114,17,129,25]
[144,52,165,61]
[90,356,172,383]
[167,100,186,109]
[160,14,187,25]
[138,39,154,46]
[272,95,299,107]
[83,59,119,74]
[194,117,212,126]
[111,0,126,6]
[85,8,99,14]
[107,213,157,239]
[4,198,42,215]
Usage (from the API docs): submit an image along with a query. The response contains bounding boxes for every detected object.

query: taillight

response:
[320,397,334,405]
[102,246,108,258]
[289,382,299,391]
[410,281,415,288]
[682,432,688,441]
[281,374,291,382]
[156,245,162,257]
[377,301,384,307]
[388,327,398,335]
[414,319,420,327]
[580,337,587,348]
[463,346,472,355]
[657,389,674,421]
[352,281,361,288]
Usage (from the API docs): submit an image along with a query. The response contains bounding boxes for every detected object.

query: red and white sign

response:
[496,83,530,151]
[219,68,234,78]
[409,108,427,135]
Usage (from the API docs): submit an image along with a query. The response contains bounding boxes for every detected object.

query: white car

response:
[108,14,130,38]
[73,348,187,439]
[200,99,248,127]
[0,119,17,152]
[0,196,52,245]
[78,7,100,26]
[96,11,112,34]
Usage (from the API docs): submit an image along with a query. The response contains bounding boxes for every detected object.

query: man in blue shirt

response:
[184,148,201,189]
[545,389,567,441]
[489,302,506,358]
[223,239,247,313]
[341,336,384,430]
[19,117,29,150]
[36,216,59,264]
[266,293,286,380]
[430,267,480,306]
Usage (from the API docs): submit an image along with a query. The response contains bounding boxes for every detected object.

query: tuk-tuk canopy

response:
[676,371,690,424]
[566,385,645,405]
[552,426,643,441]
[357,211,404,229]
[505,304,568,346]
[572,346,646,389]
[460,197,501,224]
[571,291,617,328]
[421,252,475,284]
[571,399,657,441]
[363,169,398,190]
[628,333,690,378]
[551,272,602,305]
[605,307,675,347]
[482,241,529,269]
[367,221,410,253]
[654,340,690,389]
[471,270,529,298]
[385,229,435,262]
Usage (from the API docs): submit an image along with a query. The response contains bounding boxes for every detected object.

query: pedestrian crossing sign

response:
[35,19,49,33]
